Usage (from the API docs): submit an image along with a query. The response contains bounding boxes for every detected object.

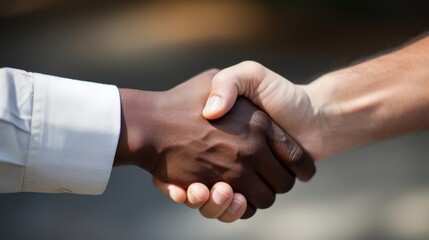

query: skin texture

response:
[114,70,316,219]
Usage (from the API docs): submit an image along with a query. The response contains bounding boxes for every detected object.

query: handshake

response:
[115,62,319,222]
[1,35,425,223]
[116,35,429,223]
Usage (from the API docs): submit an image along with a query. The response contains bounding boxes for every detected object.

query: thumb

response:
[201,74,238,120]
[202,61,269,120]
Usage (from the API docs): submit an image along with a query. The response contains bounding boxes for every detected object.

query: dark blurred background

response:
[1,1,429,239]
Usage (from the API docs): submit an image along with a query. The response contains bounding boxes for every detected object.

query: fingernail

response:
[189,189,203,202]
[204,96,222,114]
[228,199,242,213]
[213,188,229,204]
[168,186,180,202]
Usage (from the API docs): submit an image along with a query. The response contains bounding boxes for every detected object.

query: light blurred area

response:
[1,1,429,240]
[1,0,270,60]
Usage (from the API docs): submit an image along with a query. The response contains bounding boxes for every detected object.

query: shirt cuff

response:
[22,72,121,194]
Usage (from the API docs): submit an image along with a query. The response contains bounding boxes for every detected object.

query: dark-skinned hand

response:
[114,69,316,218]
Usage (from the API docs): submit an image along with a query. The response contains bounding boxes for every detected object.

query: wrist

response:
[114,88,158,169]
[301,75,341,160]
[304,69,379,159]
[304,37,429,159]
[305,58,406,158]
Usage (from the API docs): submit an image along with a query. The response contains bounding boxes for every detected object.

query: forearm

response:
[306,36,429,158]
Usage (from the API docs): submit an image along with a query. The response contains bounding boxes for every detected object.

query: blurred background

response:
[1,0,429,239]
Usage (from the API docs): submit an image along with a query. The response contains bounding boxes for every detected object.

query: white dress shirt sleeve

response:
[0,68,121,194]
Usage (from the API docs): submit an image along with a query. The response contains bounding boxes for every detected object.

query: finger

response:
[202,61,270,120]
[152,176,187,203]
[267,122,316,182]
[236,171,276,209]
[256,148,296,194]
[185,183,210,209]
[218,193,247,223]
[199,182,234,219]
[241,204,257,219]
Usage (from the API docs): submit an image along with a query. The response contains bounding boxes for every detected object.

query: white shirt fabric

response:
[0,68,121,194]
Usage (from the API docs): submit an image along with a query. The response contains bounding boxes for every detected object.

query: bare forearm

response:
[306,36,429,157]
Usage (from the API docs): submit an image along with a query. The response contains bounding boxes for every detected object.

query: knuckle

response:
[240,61,266,77]
[213,71,230,85]
[240,60,262,70]
[288,141,306,167]
[249,111,270,130]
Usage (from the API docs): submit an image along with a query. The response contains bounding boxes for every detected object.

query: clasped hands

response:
[115,61,320,222]
[113,36,429,222]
